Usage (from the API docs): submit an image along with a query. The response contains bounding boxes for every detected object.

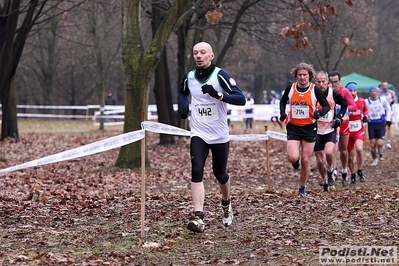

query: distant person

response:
[379,81,396,149]
[178,41,246,233]
[245,92,255,129]
[366,86,392,166]
[261,90,269,104]
[270,93,283,129]
[105,91,117,122]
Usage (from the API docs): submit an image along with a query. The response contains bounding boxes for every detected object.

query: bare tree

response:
[0,0,85,140]
[116,0,191,168]
[278,0,375,72]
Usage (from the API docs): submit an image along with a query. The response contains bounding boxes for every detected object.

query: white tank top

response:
[188,67,229,144]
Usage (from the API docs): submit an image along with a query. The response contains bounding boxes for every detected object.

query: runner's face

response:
[329,75,340,90]
[296,69,310,87]
[193,43,214,68]
[370,89,378,99]
[315,75,328,91]
[381,82,388,90]
[350,89,357,98]
[381,82,388,92]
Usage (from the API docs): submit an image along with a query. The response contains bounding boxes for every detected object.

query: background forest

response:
[13,0,399,108]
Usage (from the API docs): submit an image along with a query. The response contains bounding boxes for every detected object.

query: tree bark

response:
[152,3,175,145]
[116,0,190,168]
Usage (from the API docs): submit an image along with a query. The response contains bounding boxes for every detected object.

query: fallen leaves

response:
[0,130,398,264]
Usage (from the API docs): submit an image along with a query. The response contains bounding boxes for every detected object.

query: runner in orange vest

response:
[279,63,330,195]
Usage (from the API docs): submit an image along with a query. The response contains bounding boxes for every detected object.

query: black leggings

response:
[190,136,230,184]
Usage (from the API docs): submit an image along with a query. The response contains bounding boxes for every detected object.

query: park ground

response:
[0,119,399,265]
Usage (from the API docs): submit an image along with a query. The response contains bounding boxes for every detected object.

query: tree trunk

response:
[154,51,175,145]
[152,3,175,145]
[0,0,42,140]
[116,0,190,168]
[7,76,19,140]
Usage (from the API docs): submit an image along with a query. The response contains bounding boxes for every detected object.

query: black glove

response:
[331,117,342,129]
[179,106,189,119]
[386,121,392,127]
[201,84,218,99]
[313,110,321,119]
[362,116,369,123]
[279,114,287,122]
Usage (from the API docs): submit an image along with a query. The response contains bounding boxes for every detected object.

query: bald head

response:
[194,42,213,53]
[193,42,214,68]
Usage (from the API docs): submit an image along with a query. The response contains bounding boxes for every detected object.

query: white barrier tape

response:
[266,131,287,142]
[0,121,288,175]
[141,121,191,137]
[0,129,145,174]
[229,134,268,141]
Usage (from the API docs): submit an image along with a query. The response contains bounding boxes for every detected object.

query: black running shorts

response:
[286,122,317,143]
[314,130,336,151]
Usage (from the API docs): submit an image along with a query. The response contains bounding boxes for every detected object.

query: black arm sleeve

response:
[178,73,190,108]
[218,70,246,106]
[314,86,330,116]
[279,85,291,116]
[332,90,348,118]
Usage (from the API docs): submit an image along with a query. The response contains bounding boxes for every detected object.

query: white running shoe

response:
[371,159,379,166]
[187,216,205,233]
[222,203,233,226]
[386,142,392,149]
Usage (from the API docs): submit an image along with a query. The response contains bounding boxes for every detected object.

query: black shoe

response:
[327,170,335,185]
[292,159,300,170]
[350,174,356,186]
[299,186,306,195]
[358,172,365,182]
[323,184,329,192]
[341,172,348,187]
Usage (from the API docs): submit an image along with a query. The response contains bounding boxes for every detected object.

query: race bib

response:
[318,110,333,122]
[369,111,381,120]
[194,103,219,121]
[291,106,309,119]
[349,120,362,132]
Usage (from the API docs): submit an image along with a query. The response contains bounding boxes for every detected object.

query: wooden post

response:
[140,111,146,237]
[265,125,271,192]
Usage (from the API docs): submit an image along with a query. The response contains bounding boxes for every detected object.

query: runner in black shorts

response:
[279,63,330,195]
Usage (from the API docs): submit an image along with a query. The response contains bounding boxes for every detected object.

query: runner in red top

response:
[328,71,356,184]
[346,83,368,185]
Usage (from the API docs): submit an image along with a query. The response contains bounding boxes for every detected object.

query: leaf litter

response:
[0,129,398,265]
